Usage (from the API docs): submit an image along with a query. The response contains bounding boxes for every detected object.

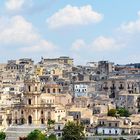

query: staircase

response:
[5,124,47,140]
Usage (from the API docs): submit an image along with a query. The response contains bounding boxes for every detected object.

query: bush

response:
[108,109,116,117]
[0,132,6,140]
[48,134,57,140]
[27,129,47,140]
[108,108,130,117]
[117,108,130,117]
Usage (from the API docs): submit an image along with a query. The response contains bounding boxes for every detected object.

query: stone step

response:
[6,137,18,140]
[5,125,47,140]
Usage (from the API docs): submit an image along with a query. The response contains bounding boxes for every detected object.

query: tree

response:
[27,129,47,140]
[47,134,57,140]
[108,109,116,117]
[117,108,130,117]
[47,119,55,129]
[0,132,6,140]
[62,121,85,140]
[104,138,113,140]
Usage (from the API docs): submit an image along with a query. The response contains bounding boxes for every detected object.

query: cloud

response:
[119,20,140,34]
[71,36,123,53]
[0,16,39,44]
[91,36,123,51]
[21,40,56,53]
[118,12,140,34]
[71,39,86,51]
[5,0,25,11]
[47,5,103,29]
[5,0,32,12]
[0,15,56,53]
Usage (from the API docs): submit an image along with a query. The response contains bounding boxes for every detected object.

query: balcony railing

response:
[119,87,124,90]
[110,87,116,90]
[103,87,108,90]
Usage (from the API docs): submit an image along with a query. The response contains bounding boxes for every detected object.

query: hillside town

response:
[0,56,140,139]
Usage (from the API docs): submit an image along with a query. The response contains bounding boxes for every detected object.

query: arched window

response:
[15,119,17,124]
[28,116,32,124]
[41,119,44,124]
[28,99,31,105]
[41,110,43,114]
[48,88,50,93]
[59,89,61,93]
[21,118,24,124]
[35,86,37,91]
[21,110,23,114]
[28,85,31,92]
[53,88,56,93]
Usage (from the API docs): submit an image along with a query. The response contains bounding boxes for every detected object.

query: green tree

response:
[117,108,130,117]
[62,121,85,140]
[108,109,116,117]
[27,129,47,140]
[0,131,6,140]
[47,134,57,140]
[47,119,55,129]
[104,138,113,140]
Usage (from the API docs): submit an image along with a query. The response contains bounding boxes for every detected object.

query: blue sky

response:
[0,0,140,64]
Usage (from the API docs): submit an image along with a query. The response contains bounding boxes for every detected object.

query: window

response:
[41,110,43,114]
[115,130,117,134]
[76,115,79,119]
[103,130,104,134]
[48,88,50,93]
[28,99,31,105]
[35,86,37,91]
[9,119,12,125]
[41,119,44,124]
[53,88,56,93]
[115,123,117,127]
[58,133,61,137]
[15,119,17,124]
[59,89,61,93]
[58,125,61,130]
[109,130,111,134]
[109,123,111,127]
[28,86,31,92]
[21,110,23,114]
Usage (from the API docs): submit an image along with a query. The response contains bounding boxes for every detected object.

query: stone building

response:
[11,75,66,126]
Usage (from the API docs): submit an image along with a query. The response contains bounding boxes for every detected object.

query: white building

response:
[74,84,88,97]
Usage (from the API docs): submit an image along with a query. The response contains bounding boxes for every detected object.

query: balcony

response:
[119,87,124,90]
[110,87,116,90]
[103,87,108,90]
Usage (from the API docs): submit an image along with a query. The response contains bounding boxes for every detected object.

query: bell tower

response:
[23,74,41,125]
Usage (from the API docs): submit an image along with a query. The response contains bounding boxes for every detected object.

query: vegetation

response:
[117,108,130,117]
[108,108,130,117]
[62,121,85,140]
[47,119,55,129]
[108,109,116,117]
[47,134,57,140]
[103,138,113,140]
[27,129,47,140]
[0,131,6,140]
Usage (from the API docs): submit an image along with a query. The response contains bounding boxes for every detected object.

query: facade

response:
[40,56,73,66]
[1,57,140,139]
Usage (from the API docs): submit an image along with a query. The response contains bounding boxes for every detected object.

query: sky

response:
[0,0,140,65]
